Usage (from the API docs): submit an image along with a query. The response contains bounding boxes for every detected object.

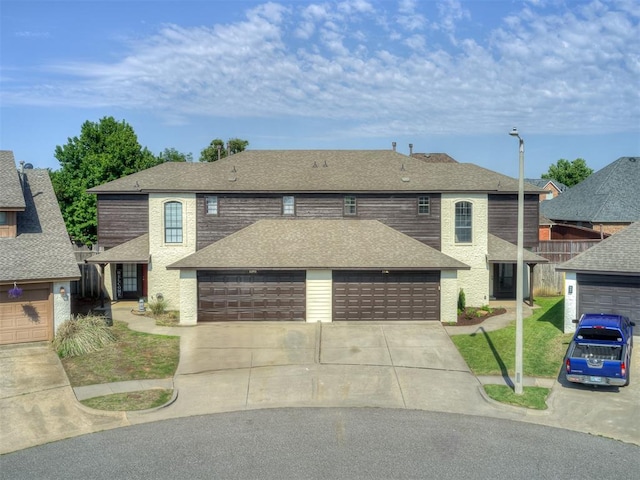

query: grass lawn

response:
[451,296,573,378]
[61,320,180,387]
[81,389,173,411]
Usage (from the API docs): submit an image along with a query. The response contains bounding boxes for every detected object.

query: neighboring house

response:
[557,222,640,332]
[87,149,548,325]
[525,178,567,201]
[0,151,79,345]
[540,156,640,237]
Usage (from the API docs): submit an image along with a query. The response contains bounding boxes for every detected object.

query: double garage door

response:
[333,271,440,321]
[0,283,53,345]
[198,270,440,322]
[578,274,640,323]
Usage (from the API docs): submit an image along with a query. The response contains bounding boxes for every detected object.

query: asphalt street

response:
[2,408,639,480]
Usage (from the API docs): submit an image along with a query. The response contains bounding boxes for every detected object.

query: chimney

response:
[409,144,413,156]
[392,142,397,152]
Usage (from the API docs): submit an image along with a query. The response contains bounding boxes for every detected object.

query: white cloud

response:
[3,0,638,137]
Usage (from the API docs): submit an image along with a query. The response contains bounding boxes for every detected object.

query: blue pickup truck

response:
[565,313,635,387]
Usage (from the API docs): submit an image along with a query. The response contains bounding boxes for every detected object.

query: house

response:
[557,221,640,332]
[540,156,640,237]
[0,151,79,345]
[87,149,548,325]
[525,178,567,202]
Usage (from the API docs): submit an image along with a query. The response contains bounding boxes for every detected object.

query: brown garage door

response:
[578,274,640,324]
[333,271,440,321]
[0,283,53,345]
[198,271,305,322]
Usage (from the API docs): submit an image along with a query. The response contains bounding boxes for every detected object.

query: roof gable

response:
[167,219,470,271]
[0,151,27,210]
[0,159,79,283]
[540,157,640,223]
[88,150,546,195]
[557,222,640,274]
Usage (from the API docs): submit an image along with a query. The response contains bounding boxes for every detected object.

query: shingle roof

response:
[167,219,470,271]
[88,150,546,195]
[486,234,549,263]
[0,151,27,210]
[524,178,567,193]
[85,234,149,264]
[0,160,80,283]
[411,153,458,163]
[556,222,640,275]
[540,157,640,223]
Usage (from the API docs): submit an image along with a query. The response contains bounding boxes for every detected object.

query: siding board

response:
[488,194,539,247]
[97,194,149,248]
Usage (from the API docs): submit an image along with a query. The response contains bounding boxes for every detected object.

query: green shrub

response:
[457,289,466,312]
[53,315,116,358]
[148,295,168,316]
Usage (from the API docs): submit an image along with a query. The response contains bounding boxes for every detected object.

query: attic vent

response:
[323,160,328,167]
[312,161,318,168]
[400,164,405,171]
[630,158,637,162]
[401,177,410,182]
[232,165,237,172]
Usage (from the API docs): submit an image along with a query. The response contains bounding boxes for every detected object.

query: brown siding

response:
[488,194,539,247]
[97,194,149,248]
[0,211,17,238]
[196,193,441,250]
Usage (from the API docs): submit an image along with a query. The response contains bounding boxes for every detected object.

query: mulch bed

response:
[454,308,507,326]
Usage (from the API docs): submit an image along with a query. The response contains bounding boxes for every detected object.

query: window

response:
[344,196,357,216]
[164,201,183,243]
[0,212,6,225]
[283,196,295,215]
[206,196,218,215]
[418,196,430,215]
[123,264,137,292]
[455,201,472,243]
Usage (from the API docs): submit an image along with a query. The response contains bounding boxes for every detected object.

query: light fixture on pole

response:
[509,127,525,395]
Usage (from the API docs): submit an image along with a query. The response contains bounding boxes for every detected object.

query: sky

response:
[1,0,639,179]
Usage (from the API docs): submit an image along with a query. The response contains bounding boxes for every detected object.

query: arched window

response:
[455,201,472,243]
[164,201,183,243]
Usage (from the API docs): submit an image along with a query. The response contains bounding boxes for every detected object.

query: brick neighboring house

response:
[0,151,79,345]
[540,156,640,237]
[87,149,548,325]
[557,221,640,332]
[525,178,567,202]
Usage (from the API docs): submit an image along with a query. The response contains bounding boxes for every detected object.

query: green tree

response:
[50,116,161,245]
[199,138,249,162]
[158,147,193,162]
[541,158,593,187]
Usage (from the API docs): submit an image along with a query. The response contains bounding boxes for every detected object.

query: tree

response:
[541,158,593,187]
[199,138,249,162]
[158,147,193,163]
[50,116,161,245]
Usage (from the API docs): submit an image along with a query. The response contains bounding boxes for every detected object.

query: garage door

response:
[198,271,306,322]
[333,271,440,321]
[578,274,640,324]
[0,283,53,345]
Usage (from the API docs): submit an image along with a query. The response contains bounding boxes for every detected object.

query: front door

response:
[493,263,516,299]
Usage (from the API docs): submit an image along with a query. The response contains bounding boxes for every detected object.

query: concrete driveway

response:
[0,343,128,454]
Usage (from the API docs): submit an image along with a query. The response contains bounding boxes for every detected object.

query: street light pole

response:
[509,127,525,395]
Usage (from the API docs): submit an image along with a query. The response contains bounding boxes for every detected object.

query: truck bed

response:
[570,343,622,361]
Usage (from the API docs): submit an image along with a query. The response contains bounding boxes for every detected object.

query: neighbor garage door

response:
[198,271,306,321]
[578,274,640,324]
[333,271,440,321]
[0,283,53,345]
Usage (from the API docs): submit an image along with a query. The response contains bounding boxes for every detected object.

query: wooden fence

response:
[70,245,102,298]
[531,240,602,297]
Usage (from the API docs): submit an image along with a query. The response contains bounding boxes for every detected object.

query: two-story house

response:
[0,151,79,345]
[87,149,547,325]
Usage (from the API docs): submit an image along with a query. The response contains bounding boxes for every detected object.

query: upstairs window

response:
[344,196,357,216]
[418,196,430,215]
[164,201,183,243]
[455,201,472,243]
[283,196,295,215]
[206,196,218,215]
[0,212,6,225]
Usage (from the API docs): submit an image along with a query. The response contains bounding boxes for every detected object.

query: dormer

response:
[0,151,27,239]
